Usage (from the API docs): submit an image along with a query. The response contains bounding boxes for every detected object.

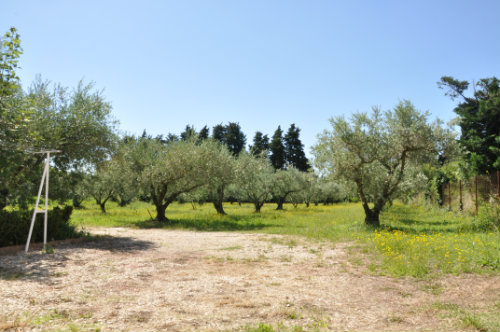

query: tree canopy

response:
[438,76,500,173]
[0,28,117,209]
[313,100,437,226]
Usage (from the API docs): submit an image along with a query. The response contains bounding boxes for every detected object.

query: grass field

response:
[72,200,500,278]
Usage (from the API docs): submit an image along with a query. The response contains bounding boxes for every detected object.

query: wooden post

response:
[459,180,463,211]
[497,170,500,202]
[448,182,452,211]
[475,176,478,215]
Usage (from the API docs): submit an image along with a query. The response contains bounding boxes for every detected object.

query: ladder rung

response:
[35,210,47,214]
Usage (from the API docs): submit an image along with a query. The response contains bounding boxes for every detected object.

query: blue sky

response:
[2,0,499,156]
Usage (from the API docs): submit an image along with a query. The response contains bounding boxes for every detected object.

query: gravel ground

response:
[1,227,499,331]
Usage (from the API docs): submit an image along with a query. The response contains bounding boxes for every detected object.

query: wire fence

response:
[441,171,500,214]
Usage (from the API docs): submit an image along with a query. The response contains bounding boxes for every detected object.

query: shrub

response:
[475,203,500,232]
[0,206,80,247]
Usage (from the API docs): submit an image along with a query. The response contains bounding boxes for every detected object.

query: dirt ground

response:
[0,228,499,331]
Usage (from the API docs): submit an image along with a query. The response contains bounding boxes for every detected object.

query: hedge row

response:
[0,206,80,247]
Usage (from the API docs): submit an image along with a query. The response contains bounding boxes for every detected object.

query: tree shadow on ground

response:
[381,224,463,234]
[380,217,465,234]
[133,217,276,232]
[0,234,156,282]
[380,205,467,234]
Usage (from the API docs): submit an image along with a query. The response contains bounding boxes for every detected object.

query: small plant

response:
[286,310,299,319]
[245,323,275,332]
[460,312,486,331]
[42,244,55,254]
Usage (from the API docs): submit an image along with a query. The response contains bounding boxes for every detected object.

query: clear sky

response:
[2,0,499,156]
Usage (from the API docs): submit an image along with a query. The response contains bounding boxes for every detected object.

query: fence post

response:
[459,180,463,211]
[448,182,452,211]
[497,170,500,202]
[475,176,478,215]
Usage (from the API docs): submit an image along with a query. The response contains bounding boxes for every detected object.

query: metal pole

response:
[25,163,48,252]
[25,149,60,253]
[43,152,50,249]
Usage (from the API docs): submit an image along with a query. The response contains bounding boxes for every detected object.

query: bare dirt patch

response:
[0,227,498,331]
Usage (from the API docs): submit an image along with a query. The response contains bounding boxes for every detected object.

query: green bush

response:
[475,203,500,232]
[0,206,80,247]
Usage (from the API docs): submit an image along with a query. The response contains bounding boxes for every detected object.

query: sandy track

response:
[0,227,498,331]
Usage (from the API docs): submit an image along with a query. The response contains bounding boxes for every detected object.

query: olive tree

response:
[289,172,321,207]
[271,167,306,210]
[125,138,209,221]
[203,139,236,215]
[1,27,117,209]
[313,100,436,226]
[235,153,274,212]
[108,145,139,207]
[81,164,116,213]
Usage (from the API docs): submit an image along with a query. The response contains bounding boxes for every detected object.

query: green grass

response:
[432,300,500,332]
[71,200,500,278]
[72,200,367,241]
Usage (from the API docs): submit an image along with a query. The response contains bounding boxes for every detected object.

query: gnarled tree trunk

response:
[276,198,285,210]
[212,186,226,215]
[155,203,168,222]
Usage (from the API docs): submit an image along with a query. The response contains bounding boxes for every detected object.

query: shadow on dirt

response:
[133,217,276,232]
[0,234,156,282]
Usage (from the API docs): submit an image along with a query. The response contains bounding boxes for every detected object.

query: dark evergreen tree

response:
[250,131,270,157]
[284,124,310,171]
[212,122,246,155]
[141,129,150,139]
[439,76,500,173]
[212,124,226,143]
[180,125,197,141]
[165,133,179,143]
[154,134,167,144]
[225,122,246,155]
[198,125,210,141]
[270,126,286,170]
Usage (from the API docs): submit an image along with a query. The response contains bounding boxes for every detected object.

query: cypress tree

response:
[284,124,310,171]
[270,126,286,170]
[225,122,246,155]
[250,131,270,157]
[212,122,246,156]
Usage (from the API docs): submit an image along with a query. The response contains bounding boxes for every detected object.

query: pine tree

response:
[284,124,310,171]
[270,126,286,170]
[439,76,500,173]
[250,131,269,157]
[180,125,197,141]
